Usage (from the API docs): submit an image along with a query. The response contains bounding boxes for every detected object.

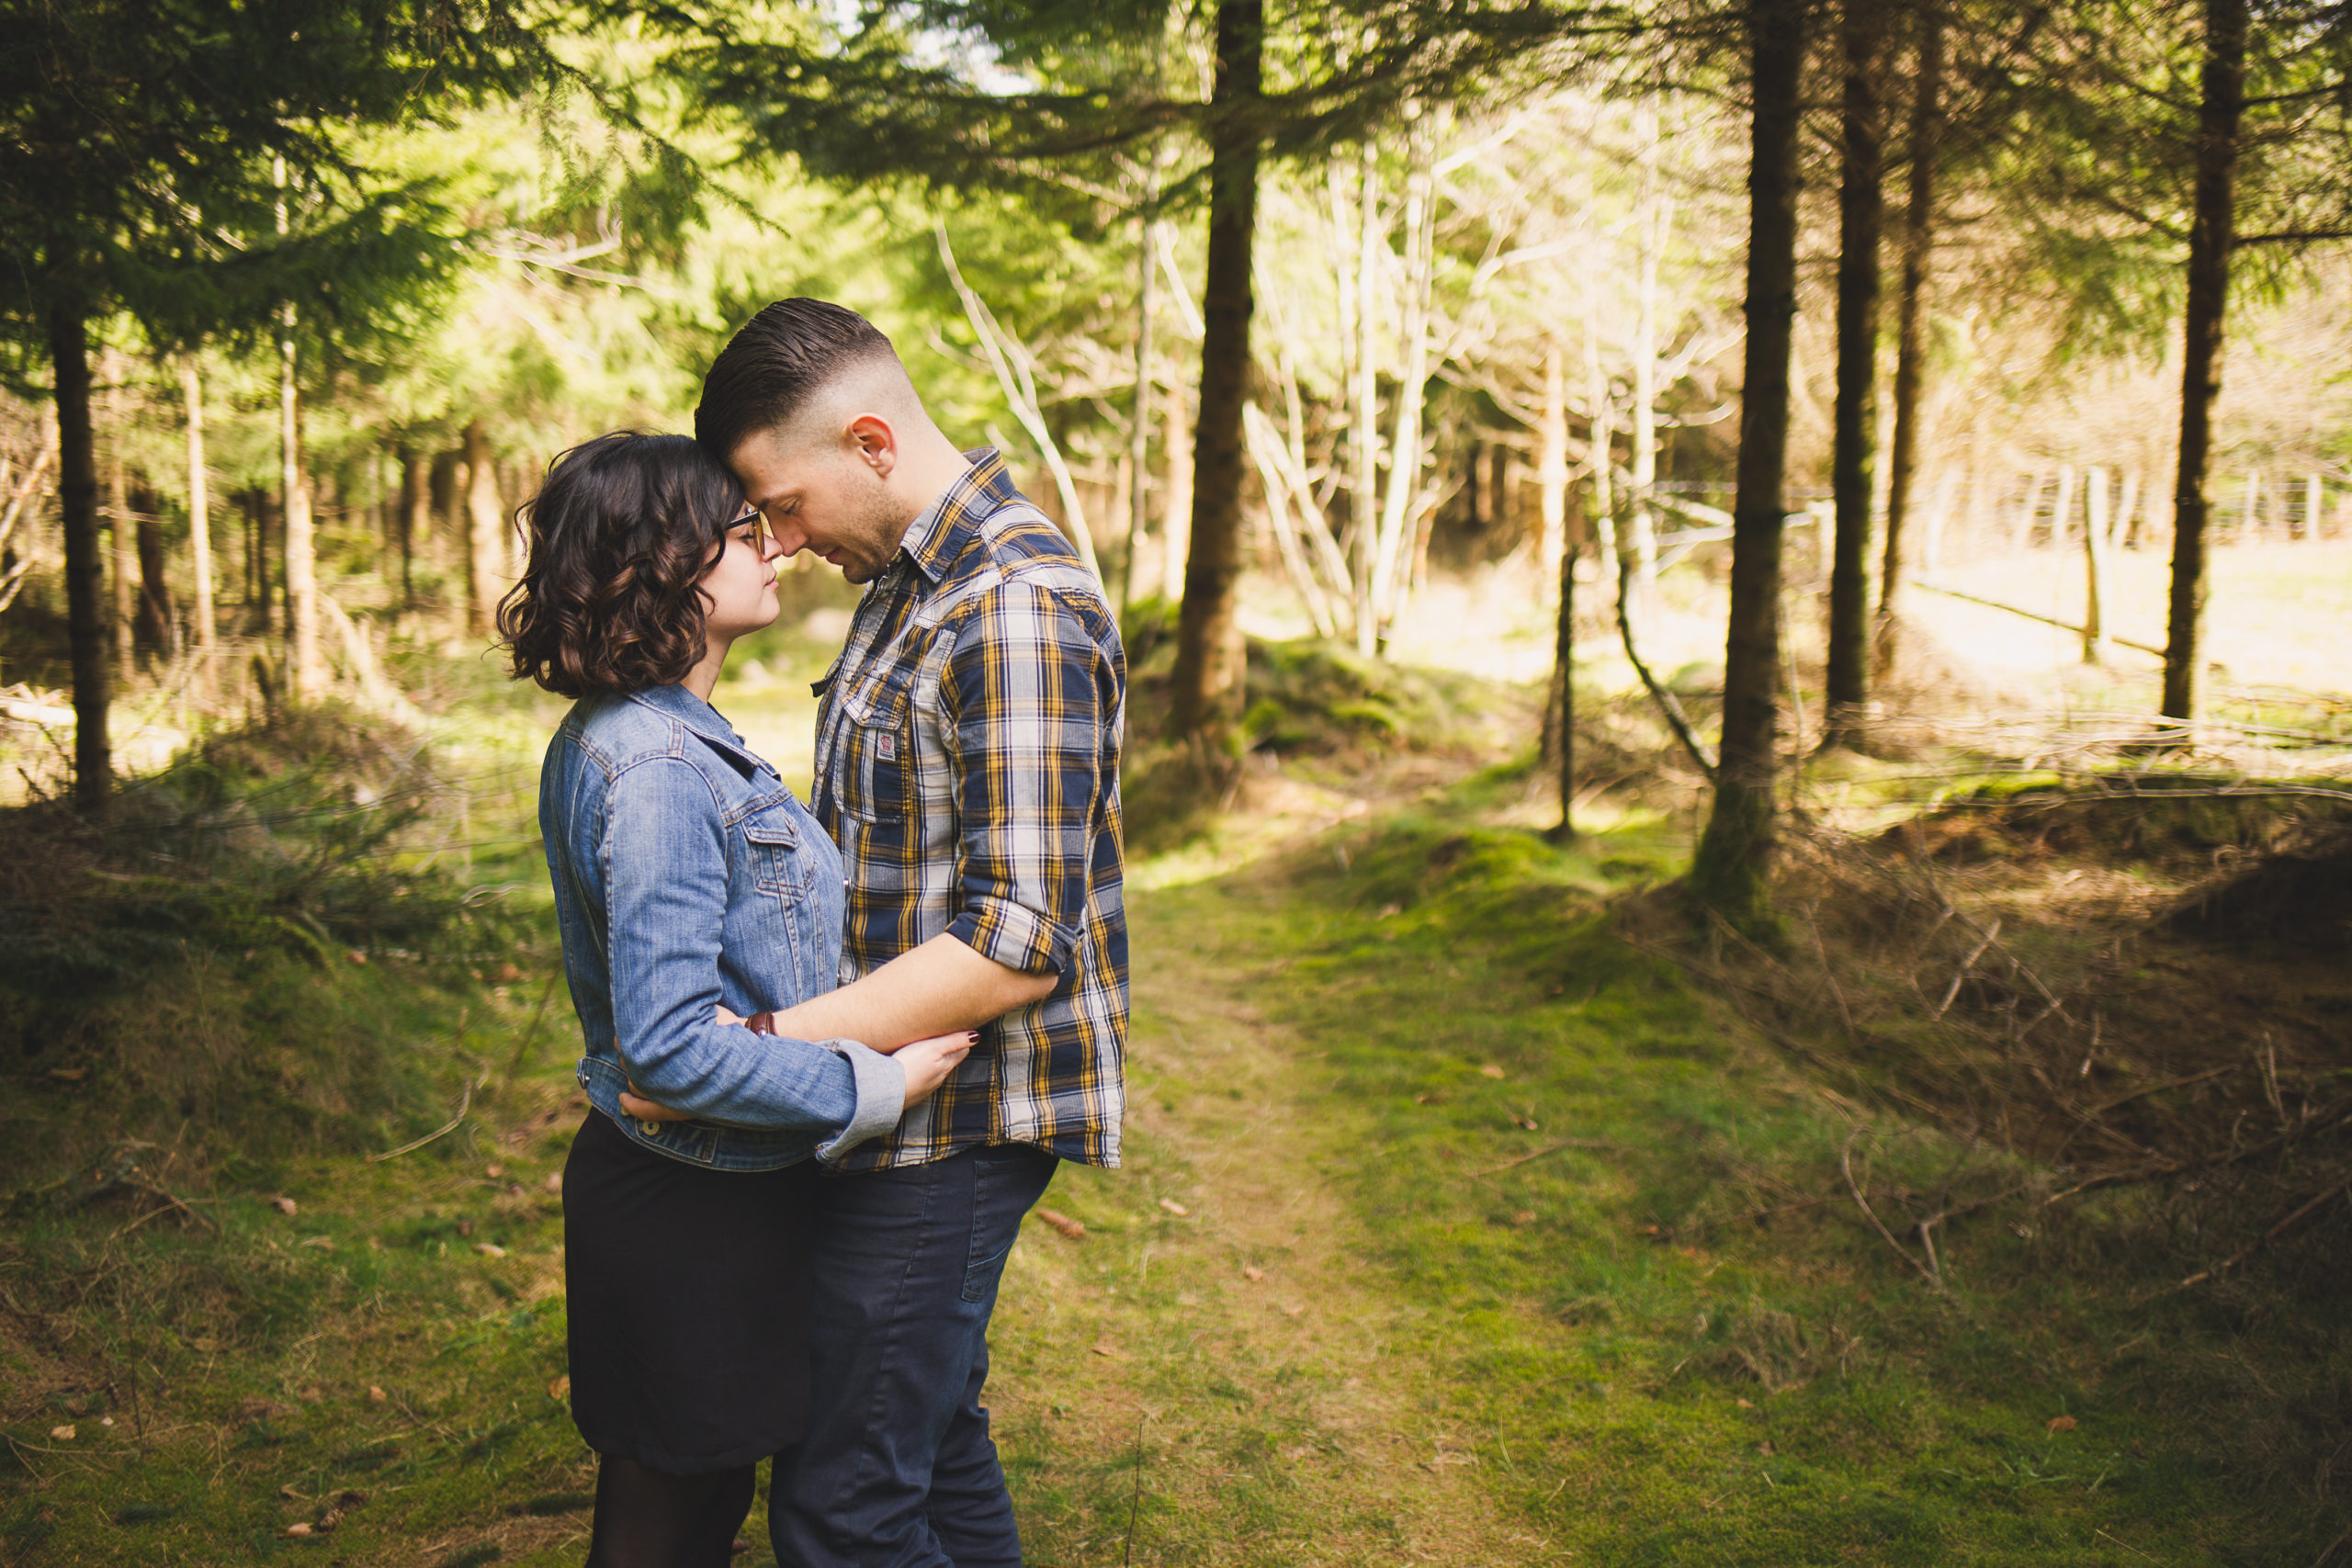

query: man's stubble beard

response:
[842,478,917,584]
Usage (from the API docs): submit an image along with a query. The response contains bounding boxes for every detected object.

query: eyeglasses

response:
[726,502,772,548]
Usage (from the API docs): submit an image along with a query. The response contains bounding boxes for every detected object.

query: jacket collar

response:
[625,682,769,775]
[898,447,1020,586]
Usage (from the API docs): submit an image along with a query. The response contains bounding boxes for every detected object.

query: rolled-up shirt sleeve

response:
[940,580,1114,979]
[604,758,902,1140]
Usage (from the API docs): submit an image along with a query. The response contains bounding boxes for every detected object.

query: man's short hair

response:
[695,299,899,459]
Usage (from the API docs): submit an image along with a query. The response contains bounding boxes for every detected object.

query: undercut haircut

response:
[496,432,743,698]
[695,299,899,460]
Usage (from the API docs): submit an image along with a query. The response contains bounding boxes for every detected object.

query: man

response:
[628,299,1127,1567]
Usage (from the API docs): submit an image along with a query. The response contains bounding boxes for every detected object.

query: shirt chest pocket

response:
[739,802,809,894]
[833,679,916,825]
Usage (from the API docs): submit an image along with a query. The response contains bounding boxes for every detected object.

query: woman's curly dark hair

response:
[496,433,744,697]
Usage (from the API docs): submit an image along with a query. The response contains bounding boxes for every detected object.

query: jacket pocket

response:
[740,801,808,894]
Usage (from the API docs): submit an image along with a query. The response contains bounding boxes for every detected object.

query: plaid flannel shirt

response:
[809,450,1127,1170]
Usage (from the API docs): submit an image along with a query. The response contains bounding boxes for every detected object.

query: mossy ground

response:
[1,643,2343,1565]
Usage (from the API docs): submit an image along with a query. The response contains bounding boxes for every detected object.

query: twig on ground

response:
[1123,1408,1151,1568]
[1935,920,2002,1019]
[366,1073,486,1164]
[2169,1179,2352,1292]
[1841,1129,1947,1292]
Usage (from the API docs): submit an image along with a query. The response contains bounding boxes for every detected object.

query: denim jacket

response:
[540,682,903,1170]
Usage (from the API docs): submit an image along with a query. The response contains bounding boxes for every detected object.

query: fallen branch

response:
[366,1073,486,1164]
[1615,552,1717,784]
[1842,1129,1947,1292]
[1933,919,2001,1019]
[2169,1179,2352,1292]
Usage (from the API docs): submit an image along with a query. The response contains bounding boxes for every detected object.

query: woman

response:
[498,432,971,1567]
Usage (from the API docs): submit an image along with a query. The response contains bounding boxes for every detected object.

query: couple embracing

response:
[498,300,1127,1566]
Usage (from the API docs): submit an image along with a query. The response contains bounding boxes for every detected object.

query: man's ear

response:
[846,413,898,479]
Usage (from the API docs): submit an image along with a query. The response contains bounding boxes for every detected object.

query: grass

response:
[2,647,2344,1565]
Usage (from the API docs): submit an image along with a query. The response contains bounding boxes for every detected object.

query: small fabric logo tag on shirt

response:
[875,731,898,761]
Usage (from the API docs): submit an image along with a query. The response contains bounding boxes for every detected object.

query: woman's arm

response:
[603,757,904,1155]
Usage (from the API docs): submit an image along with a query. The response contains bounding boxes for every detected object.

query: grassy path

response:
[989,877,1546,1566]
[4,777,2337,1565]
[991,802,2330,1567]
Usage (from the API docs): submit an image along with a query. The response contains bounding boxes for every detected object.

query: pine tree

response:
[0,0,549,807]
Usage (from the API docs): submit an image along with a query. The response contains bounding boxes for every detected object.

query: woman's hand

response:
[896,1032,978,1111]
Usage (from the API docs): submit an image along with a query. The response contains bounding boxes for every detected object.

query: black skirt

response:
[561,1109,818,1474]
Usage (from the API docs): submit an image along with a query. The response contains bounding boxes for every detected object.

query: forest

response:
[2,0,2350,1562]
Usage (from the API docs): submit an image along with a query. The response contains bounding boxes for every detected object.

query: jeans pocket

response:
[960,1146,1047,1305]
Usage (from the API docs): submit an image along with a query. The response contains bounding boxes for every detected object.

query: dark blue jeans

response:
[772,1142,1058,1568]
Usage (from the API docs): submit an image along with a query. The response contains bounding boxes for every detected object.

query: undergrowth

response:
[0,706,534,1190]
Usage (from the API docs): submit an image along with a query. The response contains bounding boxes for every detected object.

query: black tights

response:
[583,1455,753,1568]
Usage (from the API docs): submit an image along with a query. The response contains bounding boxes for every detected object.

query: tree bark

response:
[1374,105,1437,638]
[465,419,505,635]
[1350,141,1381,658]
[2163,0,2247,731]
[182,358,216,655]
[2083,465,2110,661]
[1690,0,1806,925]
[281,302,323,698]
[107,458,135,681]
[1880,0,1944,660]
[1159,381,1193,600]
[51,301,110,809]
[399,445,428,608]
[1581,210,1616,604]
[1824,0,1887,751]
[1551,492,1582,842]
[1626,99,1668,604]
[1170,0,1262,748]
[133,481,170,652]
[1537,342,1571,604]
[1124,215,1159,613]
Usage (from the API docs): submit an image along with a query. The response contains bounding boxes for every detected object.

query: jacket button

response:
[639,1119,662,1137]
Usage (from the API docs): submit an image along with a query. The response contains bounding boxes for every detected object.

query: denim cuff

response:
[815,1039,904,1164]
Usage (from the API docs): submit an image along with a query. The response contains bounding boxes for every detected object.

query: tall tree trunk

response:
[1880,0,1944,659]
[431,448,461,558]
[182,358,216,656]
[1350,141,1381,658]
[1579,190,1621,606]
[1551,491,1582,842]
[1124,215,1159,613]
[1627,98,1667,604]
[2163,0,2247,730]
[107,458,135,681]
[1690,0,1806,924]
[280,319,322,698]
[1170,0,1262,747]
[1537,342,1570,602]
[51,301,109,809]
[464,419,504,635]
[1824,0,1887,751]
[1159,382,1193,599]
[2083,465,2110,661]
[133,481,170,651]
[1374,105,1437,639]
[400,446,427,609]
[277,157,323,700]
